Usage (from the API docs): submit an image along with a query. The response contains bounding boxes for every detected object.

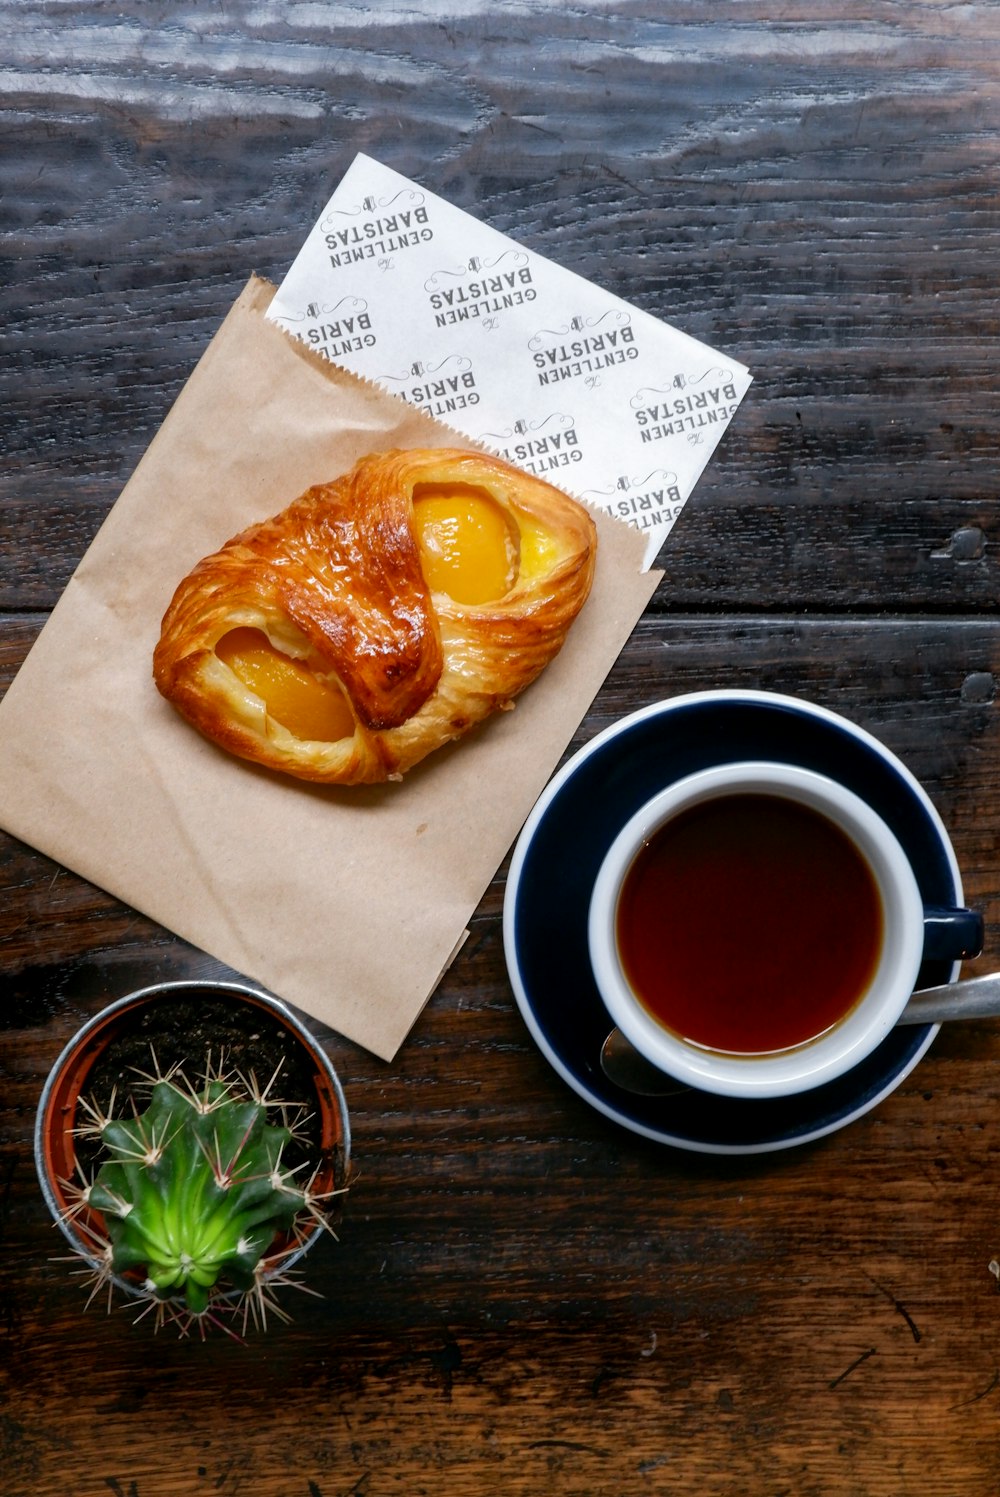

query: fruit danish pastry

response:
[153,447,598,784]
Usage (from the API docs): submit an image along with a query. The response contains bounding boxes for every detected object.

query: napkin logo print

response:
[631,370,740,446]
[424,252,536,328]
[378,355,480,418]
[271,296,376,359]
[323,187,426,221]
[583,469,683,531]
[530,310,638,387]
[482,412,583,476]
[322,188,432,268]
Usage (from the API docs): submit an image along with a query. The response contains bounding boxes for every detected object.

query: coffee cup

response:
[587,760,982,1099]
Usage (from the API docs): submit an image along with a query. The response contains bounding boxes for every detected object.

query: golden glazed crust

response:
[153,447,598,784]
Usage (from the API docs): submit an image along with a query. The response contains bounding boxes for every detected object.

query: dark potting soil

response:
[73,990,329,1183]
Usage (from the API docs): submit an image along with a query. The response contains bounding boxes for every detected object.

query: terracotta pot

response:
[35,979,350,1319]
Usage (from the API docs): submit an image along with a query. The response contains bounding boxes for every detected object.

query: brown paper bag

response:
[0,276,659,1058]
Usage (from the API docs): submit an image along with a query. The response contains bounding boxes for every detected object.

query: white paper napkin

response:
[267,154,752,568]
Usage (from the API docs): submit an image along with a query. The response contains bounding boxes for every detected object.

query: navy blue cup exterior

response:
[923,906,983,963]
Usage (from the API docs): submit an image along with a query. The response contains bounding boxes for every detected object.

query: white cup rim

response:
[587,760,925,1099]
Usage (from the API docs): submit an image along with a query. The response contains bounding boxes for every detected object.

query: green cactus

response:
[68,1057,336,1333]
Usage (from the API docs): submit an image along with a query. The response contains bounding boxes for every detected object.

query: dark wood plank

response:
[4,614,1000,1494]
[3,4,1000,610]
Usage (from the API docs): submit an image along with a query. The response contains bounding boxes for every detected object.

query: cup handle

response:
[922,906,983,962]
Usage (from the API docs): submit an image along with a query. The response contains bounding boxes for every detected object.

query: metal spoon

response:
[599,972,1000,1098]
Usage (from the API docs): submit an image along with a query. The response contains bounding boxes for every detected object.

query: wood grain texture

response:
[3,2,1000,1494]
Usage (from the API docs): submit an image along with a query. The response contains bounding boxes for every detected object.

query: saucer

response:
[502,690,963,1154]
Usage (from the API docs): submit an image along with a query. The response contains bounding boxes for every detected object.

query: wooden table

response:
[3,4,1000,1493]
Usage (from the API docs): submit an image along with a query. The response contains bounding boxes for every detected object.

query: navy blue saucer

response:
[502,691,963,1154]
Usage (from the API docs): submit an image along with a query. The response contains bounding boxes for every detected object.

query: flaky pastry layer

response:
[153,447,598,784]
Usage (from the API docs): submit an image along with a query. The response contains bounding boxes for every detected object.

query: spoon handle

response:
[899,973,1000,1026]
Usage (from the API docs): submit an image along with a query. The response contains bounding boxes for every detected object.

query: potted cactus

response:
[35,979,350,1337]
